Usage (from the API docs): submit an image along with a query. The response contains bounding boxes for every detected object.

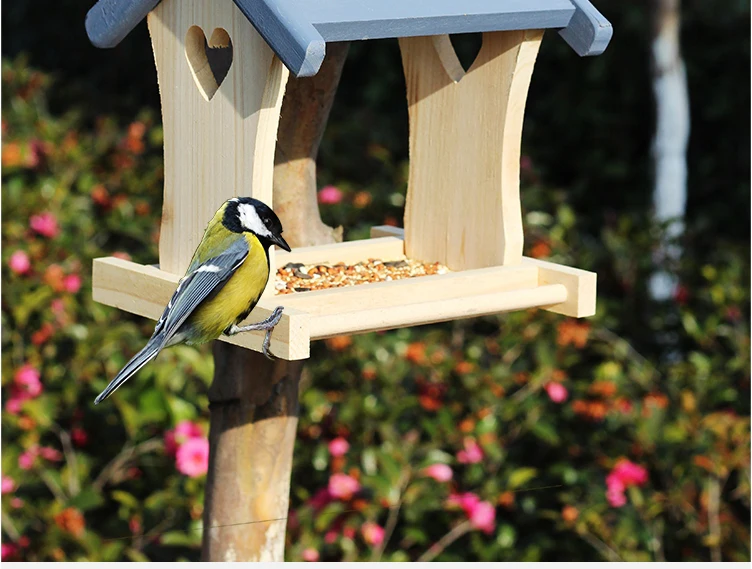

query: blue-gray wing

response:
[152,237,249,345]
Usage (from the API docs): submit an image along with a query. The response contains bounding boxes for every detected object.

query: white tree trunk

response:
[649,0,690,301]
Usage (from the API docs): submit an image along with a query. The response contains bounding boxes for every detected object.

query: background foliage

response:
[2,0,750,562]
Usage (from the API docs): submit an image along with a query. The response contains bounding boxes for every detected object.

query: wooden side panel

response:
[399,30,542,271]
[148,0,289,277]
[93,257,310,360]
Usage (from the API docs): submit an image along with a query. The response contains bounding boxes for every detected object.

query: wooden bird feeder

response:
[87,0,612,361]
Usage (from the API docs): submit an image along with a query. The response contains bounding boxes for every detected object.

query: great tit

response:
[94,197,291,405]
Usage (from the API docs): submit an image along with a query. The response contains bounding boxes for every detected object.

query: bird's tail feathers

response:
[94,334,166,405]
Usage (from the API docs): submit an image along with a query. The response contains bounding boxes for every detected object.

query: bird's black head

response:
[223,197,291,251]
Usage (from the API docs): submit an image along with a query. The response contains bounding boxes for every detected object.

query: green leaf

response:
[508,468,538,490]
[159,531,200,547]
[111,490,139,509]
[68,488,105,511]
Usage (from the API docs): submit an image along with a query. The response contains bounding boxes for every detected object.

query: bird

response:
[94,197,291,405]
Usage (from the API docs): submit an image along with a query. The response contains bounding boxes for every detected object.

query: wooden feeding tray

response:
[92,226,595,361]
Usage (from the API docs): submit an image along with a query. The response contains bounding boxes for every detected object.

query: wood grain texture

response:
[522,257,597,317]
[400,30,543,271]
[148,0,289,276]
[203,342,302,562]
[369,226,598,318]
[92,257,310,360]
[272,41,349,247]
[280,263,546,338]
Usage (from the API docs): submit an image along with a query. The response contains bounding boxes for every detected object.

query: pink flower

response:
[175,437,209,477]
[447,492,480,512]
[2,476,15,494]
[1,543,18,561]
[50,298,65,315]
[457,438,484,464]
[14,364,42,398]
[39,446,63,462]
[606,486,627,508]
[423,463,453,482]
[361,522,385,546]
[328,437,350,457]
[8,251,31,275]
[11,498,24,509]
[327,473,360,500]
[63,274,82,294]
[5,398,24,415]
[324,530,338,544]
[317,185,343,205]
[165,420,204,457]
[448,493,496,534]
[343,527,356,540]
[18,449,36,470]
[29,212,59,238]
[605,459,648,508]
[545,382,568,403]
[468,500,496,534]
[611,460,648,486]
[302,548,320,562]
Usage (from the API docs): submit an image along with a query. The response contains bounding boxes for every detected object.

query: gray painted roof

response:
[86,0,612,77]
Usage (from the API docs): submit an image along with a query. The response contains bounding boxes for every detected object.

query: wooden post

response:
[399,30,543,270]
[201,43,350,562]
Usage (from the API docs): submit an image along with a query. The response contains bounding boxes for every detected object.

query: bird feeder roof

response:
[86,0,612,77]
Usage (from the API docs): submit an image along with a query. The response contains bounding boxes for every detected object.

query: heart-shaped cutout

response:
[185,26,233,101]
[449,33,483,73]
[432,33,483,83]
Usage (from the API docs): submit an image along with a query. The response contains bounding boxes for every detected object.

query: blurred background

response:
[1,0,749,562]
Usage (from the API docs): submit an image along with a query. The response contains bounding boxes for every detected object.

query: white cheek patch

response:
[238,203,272,237]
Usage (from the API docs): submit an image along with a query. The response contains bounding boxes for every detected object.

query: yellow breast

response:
[188,233,270,343]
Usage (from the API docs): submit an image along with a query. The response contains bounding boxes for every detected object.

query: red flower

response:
[71,428,89,447]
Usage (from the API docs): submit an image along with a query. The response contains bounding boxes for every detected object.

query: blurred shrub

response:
[2,54,749,563]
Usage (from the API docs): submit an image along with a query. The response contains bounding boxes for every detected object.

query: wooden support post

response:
[399,30,543,270]
[201,43,350,561]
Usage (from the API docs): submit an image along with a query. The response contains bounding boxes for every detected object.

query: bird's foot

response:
[225,306,284,360]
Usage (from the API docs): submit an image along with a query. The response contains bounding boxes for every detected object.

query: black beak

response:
[271,233,291,252]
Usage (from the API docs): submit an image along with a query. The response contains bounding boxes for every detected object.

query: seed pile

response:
[275,259,449,294]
